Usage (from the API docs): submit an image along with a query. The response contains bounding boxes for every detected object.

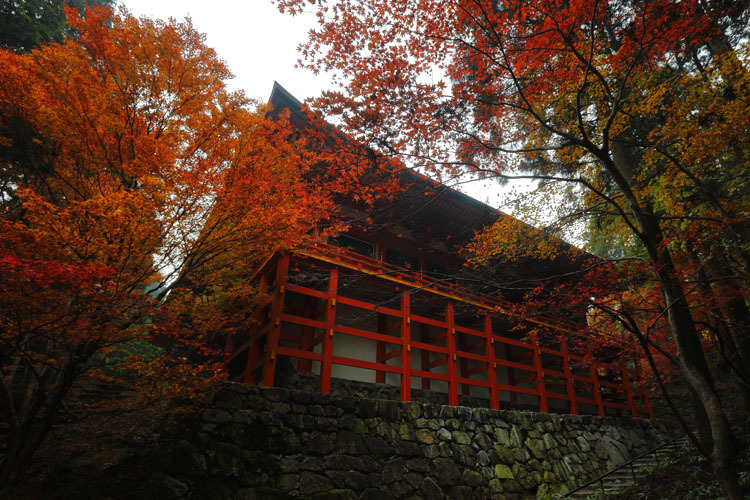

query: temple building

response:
[224,83,652,419]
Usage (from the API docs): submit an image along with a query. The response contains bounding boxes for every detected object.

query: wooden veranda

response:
[226,243,653,419]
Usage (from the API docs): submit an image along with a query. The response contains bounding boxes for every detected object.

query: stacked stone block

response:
[154,383,660,500]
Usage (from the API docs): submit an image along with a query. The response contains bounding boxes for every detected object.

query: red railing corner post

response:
[400,293,411,402]
[637,361,654,419]
[446,302,459,406]
[589,356,605,417]
[561,339,578,415]
[261,253,289,387]
[620,360,637,418]
[320,267,338,394]
[532,332,548,413]
[485,315,499,410]
[376,313,387,383]
[420,324,431,390]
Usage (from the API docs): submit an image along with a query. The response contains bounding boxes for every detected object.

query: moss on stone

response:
[535,482,569,500]
[402,402,422,420]
[375,422,394,439]
[415,429,435,444]
[213,441,243,477]
[488,478,504,493]
[399,422,415,440]
[495,464,514,479]
[525,438,546,459]
[270,426,298,454]
[452,430,471,445]
[495,428,511,446]
[350,417,369,434]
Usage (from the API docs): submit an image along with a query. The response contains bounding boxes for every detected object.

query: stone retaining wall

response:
[154,383,661,500]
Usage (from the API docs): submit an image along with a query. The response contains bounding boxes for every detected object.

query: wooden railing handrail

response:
[297,241,586,337]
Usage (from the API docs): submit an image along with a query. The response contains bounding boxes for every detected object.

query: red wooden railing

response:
[228,245,653,419]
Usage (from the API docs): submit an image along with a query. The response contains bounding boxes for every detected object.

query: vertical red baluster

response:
[485,315,499,410]
[401,294,411,402]
[446,302,458,406]
[319,267,338,394]
[261,253,289,387]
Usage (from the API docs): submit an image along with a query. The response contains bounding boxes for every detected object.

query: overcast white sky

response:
[118,0,537,213]
[120,0,330,102]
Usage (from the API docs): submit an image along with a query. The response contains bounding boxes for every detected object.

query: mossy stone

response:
[399,423,415,440]
[402,402,422,420]
[488,478,504,493]
[416,429,435,444]
[270,426,299,453]
[495,428,511,446]
[213,441,243,477]
[461,469,484,487]
[452,431,471,445]
[525,438,546,460]
[542,433,557,450]
[535,482,569,500]
[156,439,205,476]
[510,425,524,447]
[376,422,395,439]
[350,417,369,434]
[494,464,514,479]
[426,444,441,458]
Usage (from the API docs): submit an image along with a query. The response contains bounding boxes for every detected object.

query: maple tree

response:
[276,0,749,496]
[0,6,332,487]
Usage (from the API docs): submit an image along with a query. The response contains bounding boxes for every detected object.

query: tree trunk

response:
[0,353,78,490]
[649,227,742,499]
[601,151,743,499]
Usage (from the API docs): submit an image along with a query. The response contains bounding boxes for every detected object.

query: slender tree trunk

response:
[685,250,750,412]
[601,150,743,499]
[0,353,79,490]
[648,231,742,499]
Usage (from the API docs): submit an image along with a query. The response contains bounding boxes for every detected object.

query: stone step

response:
[567,437,694,498]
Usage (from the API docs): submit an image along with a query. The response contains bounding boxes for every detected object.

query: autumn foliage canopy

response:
[0,6,333,486]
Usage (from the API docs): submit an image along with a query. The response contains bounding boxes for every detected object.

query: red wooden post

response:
[485,315,499,410]
[620,360,638,418]
[319,267,338,394]
[245,274,270,384]
[446,302,459,406]
[297,294,318,373]
[531,332,548,412]
[505,343,518,403]
[636,361,654,419]
[376,313,387,383]
[421,323,431,390]
[459,334,470,396]
[245,335,260,384]
[401,293,411,402]
[590,358,605,417]
[561,339,578,415]
[261,253,289,387]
